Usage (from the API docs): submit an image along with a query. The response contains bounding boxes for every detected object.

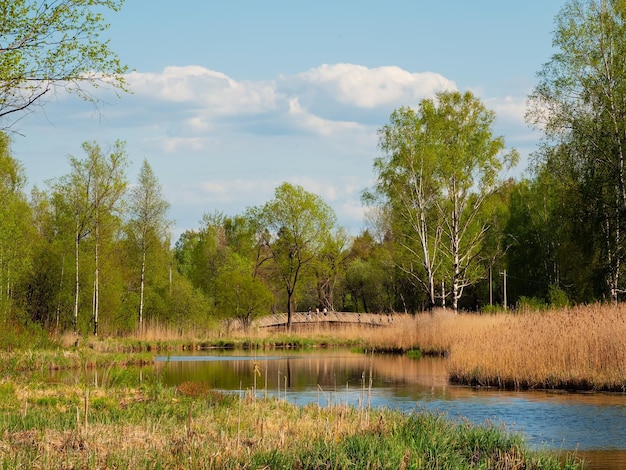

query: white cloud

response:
[487,95,529,125]
[287,97,364,136]
[290,63,457,109]
[122,64,458,140]
[127,66,280,115]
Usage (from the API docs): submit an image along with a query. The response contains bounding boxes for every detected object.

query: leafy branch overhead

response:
[0,0,129,129]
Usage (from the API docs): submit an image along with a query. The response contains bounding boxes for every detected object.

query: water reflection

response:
[153,350,626,469]
[156,350,449,391]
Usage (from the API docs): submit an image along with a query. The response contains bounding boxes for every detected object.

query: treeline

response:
[1,1,625,336]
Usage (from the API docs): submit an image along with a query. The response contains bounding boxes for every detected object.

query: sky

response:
[10,1,564,240]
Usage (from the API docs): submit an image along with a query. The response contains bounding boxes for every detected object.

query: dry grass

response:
[444,304,626,391]
[80,304,626,391]
[0,381,576,469]
[247,305,626,391]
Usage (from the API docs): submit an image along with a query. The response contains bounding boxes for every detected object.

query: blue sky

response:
[11,1,563,240]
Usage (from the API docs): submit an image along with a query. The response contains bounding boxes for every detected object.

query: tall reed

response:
[444,304,626,391]
[247,305,626,391]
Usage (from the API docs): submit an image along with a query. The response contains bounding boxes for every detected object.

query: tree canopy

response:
[527,0,626,303]
[250,182,337,329]
[369,91,517,311]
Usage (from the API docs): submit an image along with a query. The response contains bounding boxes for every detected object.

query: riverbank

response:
[0,374,581,469]
[3,304,625,392]
[3,305,621,468]
[246,304,626,392]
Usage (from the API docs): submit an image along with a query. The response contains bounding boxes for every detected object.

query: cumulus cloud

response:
[127,66,280,115]
[122,63,458,139]
[286,97,364,136]
[292,63,457,108]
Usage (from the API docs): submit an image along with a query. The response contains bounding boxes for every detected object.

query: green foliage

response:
[0,133,36,324]
[214,255,273,329]
[167,275,215,330]
[481,304,507,315]
[517,296,547,312]
[251,182,337,325]
[548,285,570,309]
[126,159,172,332]
[406,348,422,359]
[0,0,129,128]
[527,0,626,304]
[0,321,58,351]
[370,91,517,311]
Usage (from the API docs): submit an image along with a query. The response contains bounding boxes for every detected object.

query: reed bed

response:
[245,305,626,391]
[284,305,626,392]
[0,376,580,469]
[444,304,626,391]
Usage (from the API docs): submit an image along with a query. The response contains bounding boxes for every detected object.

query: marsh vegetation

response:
[6,305,622,468]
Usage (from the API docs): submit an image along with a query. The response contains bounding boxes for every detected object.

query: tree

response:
[527,0,626,303]
[369,91,517,311]
[0,0,128,129]
[0,132,33,321]
[368,106,443,309]
[51,140,127,334]
[215,255,273,332]
[128,159,170,334]
[310,228,350,312]
[251,183,337,330]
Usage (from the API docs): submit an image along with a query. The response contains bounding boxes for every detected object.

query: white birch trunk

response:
[139,245,146,334]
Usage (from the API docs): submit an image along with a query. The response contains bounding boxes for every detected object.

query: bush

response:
[481,304,507,314]
[548,285,569,309]
[517,296,546,312]
[0,321,58,351]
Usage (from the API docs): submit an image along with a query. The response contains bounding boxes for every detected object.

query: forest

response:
[1,0,626,337]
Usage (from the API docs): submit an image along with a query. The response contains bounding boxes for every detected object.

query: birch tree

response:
[432,91,518,311]
[369,106,442,308]
[86,141,127,336]
[52,140,127,334]
[527,0,626,303]
[128,159,170,334]
[370,91,517,311]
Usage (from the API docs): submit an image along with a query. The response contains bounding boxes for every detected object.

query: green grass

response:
[0,371,582,469]
[406,348,422,359]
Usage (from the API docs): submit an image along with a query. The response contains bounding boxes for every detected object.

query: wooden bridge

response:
[254,311,395,330]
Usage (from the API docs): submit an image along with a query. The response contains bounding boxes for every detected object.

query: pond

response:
[152,349,626,470]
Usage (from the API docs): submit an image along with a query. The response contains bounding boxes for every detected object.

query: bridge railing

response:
[254,311,394,329]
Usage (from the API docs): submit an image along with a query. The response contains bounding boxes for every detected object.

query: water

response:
[152,349,626,469]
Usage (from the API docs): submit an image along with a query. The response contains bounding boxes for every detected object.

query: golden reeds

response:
[247,304,626,391]
[444,304,626,391]
[55,303,626,391]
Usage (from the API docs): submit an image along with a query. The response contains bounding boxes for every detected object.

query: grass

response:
[0,374,581,469]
